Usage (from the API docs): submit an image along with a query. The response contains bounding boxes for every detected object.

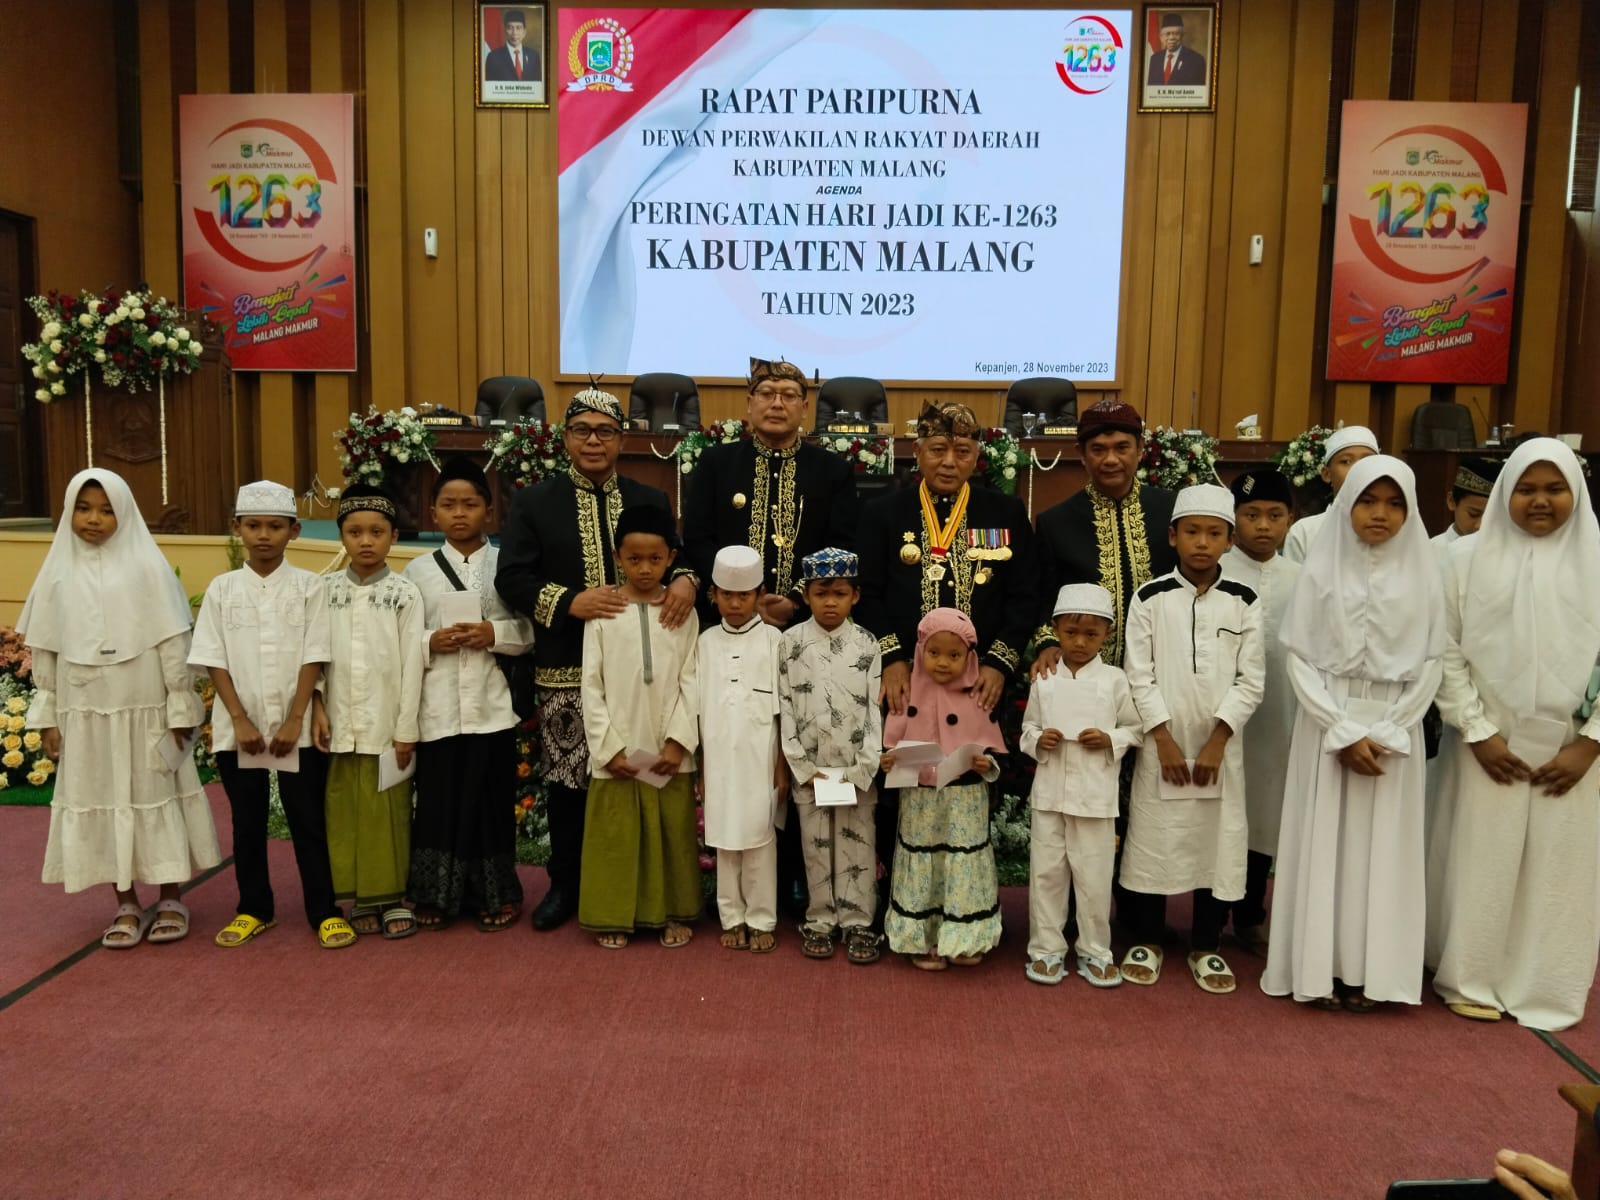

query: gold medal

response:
[927,562,946,582]
[974,568,991,586]
[899,542,922,565]
[997,546,1012,561]
[732,493,747,509]
[772,534,786,548]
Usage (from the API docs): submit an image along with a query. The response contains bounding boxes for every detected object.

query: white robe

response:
[1020,656,1141,818]
[1120,569,1264,899]
[1431,541,1600,1030]
[1220,548,1300,856]
[698,618,782,850]
[1422,529,1465,966]
[582,601,699,777]
[1262,656,1442,1003]
[1281,511,1324,564]
[321,567,425,754]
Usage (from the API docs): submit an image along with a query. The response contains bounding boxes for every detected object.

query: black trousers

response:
[1229,850,1273,930]
[217,749,337,927]
[544,781,587,895]
[1122,888,1229,954]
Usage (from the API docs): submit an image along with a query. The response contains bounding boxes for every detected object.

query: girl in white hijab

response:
[19,470,219,947]
[1263,455,1445,1011]
[1431,438,1600,1030]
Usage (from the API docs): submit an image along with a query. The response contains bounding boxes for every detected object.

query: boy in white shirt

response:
[402,458,533,932]
[698,545,786,954]
[311,486,426,941]
[190,481,351,948]
[1120,484,1264,993]
[1021,583,1142,987]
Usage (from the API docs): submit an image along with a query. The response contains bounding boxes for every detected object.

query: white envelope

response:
[812,770,858,807]
[377,747,416,790]
[935,742,989,790]
[884,740,945,789]
[1508,716,1567,769]
[159,730,198,773]
[238,746,300,773]
[1158,762,1222,801]
[436,590,482,627]
[623,747,673,789]
[1041,681,1105,741]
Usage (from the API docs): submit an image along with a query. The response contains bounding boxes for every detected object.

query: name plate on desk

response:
[1041,425,1077,437]
[826,423,874,435]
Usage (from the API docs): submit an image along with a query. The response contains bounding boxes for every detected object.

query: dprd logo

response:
[1056,14,1124,96]
[240,142,254,158]
[567,17,635,93]
[1406,148,1420,165]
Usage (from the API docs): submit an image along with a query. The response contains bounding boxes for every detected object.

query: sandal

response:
[748,928,778,955]
[214,913,276,947]
[720,924,749,950]
[1120,944,1162,985]
[475,905,520,933]
[595,932,630,949]
[912,953,948,971]
[1077,955,1123,988]
[381,907,418,940]
[1188,951,1237,995]
[349,908,382,936]
[844,927,880,965]
[1025,954,1065,986]
[659,922,693,949]
[949,953,985,968]
[801,927,835,960]
[1447,1001,1503,1022]
[1311,994,1344,1012]
[147,899,190,944]
[102,903,153,950]
[414,907,451,931]
[318,917,357,949]
[1343,992,1380,1014]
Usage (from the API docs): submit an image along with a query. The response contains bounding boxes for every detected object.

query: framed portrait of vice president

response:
[477,2,548,108]
[1138,4,1218,113]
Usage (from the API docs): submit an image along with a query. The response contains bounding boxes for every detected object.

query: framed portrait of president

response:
[1138,4,1218,113]
[477,2,548,108]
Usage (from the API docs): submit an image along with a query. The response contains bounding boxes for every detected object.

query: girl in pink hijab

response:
[881,608,1006,970]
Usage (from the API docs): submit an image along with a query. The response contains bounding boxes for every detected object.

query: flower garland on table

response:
[818,433,893,475]
[335,407,441,487]
[975,427,1022,495]
[484,421,570,488]
[1136,425,1221,490]
[1270,425,1335,509]
[672,419,749,477]
[0,630,53,792]
[22,287,205,501]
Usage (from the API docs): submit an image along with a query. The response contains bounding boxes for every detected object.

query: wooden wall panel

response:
[138,1,181,299]
[452,0,480,410]
[364,0,407,410]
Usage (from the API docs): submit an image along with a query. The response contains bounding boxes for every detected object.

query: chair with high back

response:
[816,376,888,428]
[475,376,546,424]
[1409,400,1478,449]
[628,372,700,431]
[1003,377,1077,436]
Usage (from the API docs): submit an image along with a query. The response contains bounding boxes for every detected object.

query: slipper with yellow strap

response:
[318,917,357,949]
[214,913,275,947]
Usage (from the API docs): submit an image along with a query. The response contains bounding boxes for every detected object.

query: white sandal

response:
[101,902,153,950]
[1120,943,1162,985]
[1077,954,1124,988]
[147,899,190,944]
[1025,954,1065,986]
[1188,950,1237,994]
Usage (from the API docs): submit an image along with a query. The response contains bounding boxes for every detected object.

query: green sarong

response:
[578,773,701,933]
[326,752,411,908]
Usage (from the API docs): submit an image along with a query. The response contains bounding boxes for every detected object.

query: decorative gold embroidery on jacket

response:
[536,666,582,688]
[570,468,623,590]
[1088,483,1152,664]
[748,442,800,593]
[534,583,567,628]
[988,641,1019,672]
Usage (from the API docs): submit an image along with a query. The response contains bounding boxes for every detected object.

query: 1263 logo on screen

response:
[1056,15,1123,95]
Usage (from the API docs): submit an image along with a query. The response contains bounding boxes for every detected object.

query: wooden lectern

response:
[39,322,250,535]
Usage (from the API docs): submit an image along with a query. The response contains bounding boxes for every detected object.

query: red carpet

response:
[0,799,1593,1199]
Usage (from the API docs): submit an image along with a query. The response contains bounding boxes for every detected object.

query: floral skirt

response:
[884,781,1001,958]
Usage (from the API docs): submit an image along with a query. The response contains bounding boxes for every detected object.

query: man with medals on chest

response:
[495,387,701,931]
[683,357,859,627]
[857,401,1040,712]
[1033,399,1177,673]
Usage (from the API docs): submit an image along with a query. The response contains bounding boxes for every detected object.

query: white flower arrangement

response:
[1270,426,1335,487]
[819,432,893,475]
[484,421,570,488]
[674,418,749,476]
[22,287,204,397]
[974,427,1022,494]
[334,408,441,487]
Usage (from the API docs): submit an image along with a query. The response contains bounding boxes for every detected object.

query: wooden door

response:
[0,210,41,517]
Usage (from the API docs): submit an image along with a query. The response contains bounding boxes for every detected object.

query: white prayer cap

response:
[235,480,297,518]
[1171,483,1235,526]
[1323,425,1379,465]
[1053,583,1115,620]
[712,544,764,591]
